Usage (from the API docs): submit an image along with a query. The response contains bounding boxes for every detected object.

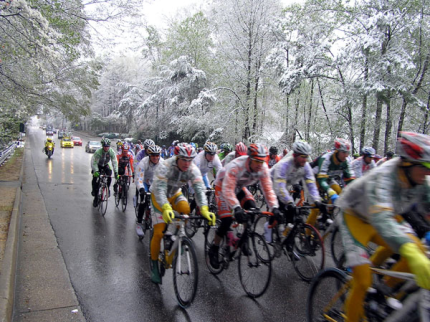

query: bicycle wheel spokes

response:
[307,268,350,322]
[238,233,272,298]
[173,237,198,308]
[253,215,276,260]
[292,224,325,282]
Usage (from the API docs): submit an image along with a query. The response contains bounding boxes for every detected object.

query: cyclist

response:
[44,137,55,155]
[113,143,134,195]
[221,141,248,166]
[135,145,163,237]
[282,148,288,158]
[307,138,355,228]
[337,132,430,322]
[194,142,222,188]
[134,140,143,155]
[377,150,394,166]
[351,146,376,178]
[116,140,123,155]
[160,145,168,159]
[267,146,281,169]
[134,139,155,169]
[271,141,323,227]
[149,144,216,283]
[209,143,280,269]
[167,140,179,158]
[91,138,119,207]
[218,142,233,161]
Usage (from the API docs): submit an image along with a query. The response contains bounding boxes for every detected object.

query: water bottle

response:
[264,222,272,243]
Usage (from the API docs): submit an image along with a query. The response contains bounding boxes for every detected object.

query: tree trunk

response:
[423,92,430,134]
[293,90,300,143]
[317,79,333,137]
[306,79,314,142]
[360,49,369,151]
[373,95,383,153]
[384,97,392,155]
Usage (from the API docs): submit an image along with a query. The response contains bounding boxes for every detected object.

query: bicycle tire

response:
[121,183,127,212]
[99,185,108,216]
[306,268,350,322]
[291,223,325,282]
[238,232,272,298]
[204,220,224,275]
[253,215,276,260]
[173,237,198,308]
[115,185,121,207]
[330,226,343,267]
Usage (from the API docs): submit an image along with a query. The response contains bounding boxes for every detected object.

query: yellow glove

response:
[162,203,175,224]
[399,242,430,289]
[200,205,216,226]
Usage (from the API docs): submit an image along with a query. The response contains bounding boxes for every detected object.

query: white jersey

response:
[135,156,163,191]
[193,150,222,177]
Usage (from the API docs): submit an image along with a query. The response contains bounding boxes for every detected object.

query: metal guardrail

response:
[0,142,17,166]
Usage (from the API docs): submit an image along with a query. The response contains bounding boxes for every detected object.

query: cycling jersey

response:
[91,147,118,174]
[135,156,163,192]
[315,150,355,195]
[218,151,228,161]
[268,154,281,169]
[193,150,222,188]
[221,151,235,167]
[338,157,430,266]
[214,155,279,211]
[117,151,134,176]
[134,149,147,169]
[351,156,376,178]
[271,156,321,205]
[151,157,208,213]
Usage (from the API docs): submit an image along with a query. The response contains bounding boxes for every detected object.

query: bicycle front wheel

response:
[173,237,198,308]
[307,268,350,322]
[121,184,127,212]
[253,215,276,260]
[291,223,325,282]
[330,226,343,267]
[99,186,108,216]
[238,232,272,298]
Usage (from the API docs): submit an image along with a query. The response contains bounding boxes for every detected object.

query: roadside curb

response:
[0,148,24,322]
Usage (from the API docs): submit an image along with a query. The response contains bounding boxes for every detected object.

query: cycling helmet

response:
[172,140,179,146]
[137,140,142,144]
[397,132,430,166]
[190,142,197,149]
[101,138,111,147]
[144,139,155,149]
[235,142,248,156]
[292,141,312,155]
[116,141,123,147]
[334,138,351,152]
[386,151,394,158]
[122,143,129,152]
[223,143,233,153]
[269,146,278,155]
[361,146,376,157]
[148,145,162,154]
[174,142,190,155]
[47,138,52,142]
[247,143,267,162]
[176,144,197,159]
[204,141,218,154]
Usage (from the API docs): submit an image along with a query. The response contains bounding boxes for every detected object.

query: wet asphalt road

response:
[26,125,332,322]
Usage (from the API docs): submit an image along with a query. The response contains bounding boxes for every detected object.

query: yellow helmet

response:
[47,138,53,142]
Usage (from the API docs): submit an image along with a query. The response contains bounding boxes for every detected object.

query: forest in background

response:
[2,0,430,155]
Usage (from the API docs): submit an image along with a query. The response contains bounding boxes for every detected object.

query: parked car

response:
[104,133,119,139]
[71,136,82,146]
[85,141,102,153]
[46,129,54,136]
[60,137,74,148]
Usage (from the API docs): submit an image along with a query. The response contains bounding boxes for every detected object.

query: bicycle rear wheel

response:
[306,268,350,322]
[115,186,121,207]
[204,220,224,275]
[173,237,198,308]
[99,186,108,216]
[238,232,272,298]
[291,223,325,282]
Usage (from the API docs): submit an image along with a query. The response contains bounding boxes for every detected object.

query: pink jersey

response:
[214,155,279,211]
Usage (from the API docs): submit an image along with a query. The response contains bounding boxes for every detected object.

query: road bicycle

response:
[204,208,272,298]
[149,214,204,308]
[253,205,325,282]
[306,266,429,322]
[134,191,152,241]
[248,183,266,210]
[184,188,217,238]
[115,174,131,212]
[96,173,109,216]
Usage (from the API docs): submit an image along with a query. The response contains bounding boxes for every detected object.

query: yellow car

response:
[61,137,74,148]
